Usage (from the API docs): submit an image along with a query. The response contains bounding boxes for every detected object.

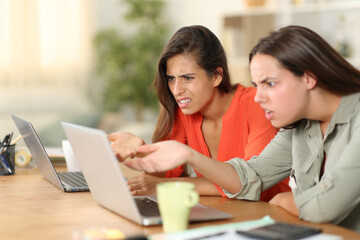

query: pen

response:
[1,132,12,149]
[0,156,12,174]
[10,135,22,145]
[187,231,226,240]
[0,132,14,174]
[7,132,13,145]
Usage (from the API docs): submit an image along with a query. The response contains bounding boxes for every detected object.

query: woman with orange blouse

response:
[109,25,290,201]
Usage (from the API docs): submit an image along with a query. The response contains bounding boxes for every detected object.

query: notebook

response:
[61,121,233,226]
[11,115,89,192]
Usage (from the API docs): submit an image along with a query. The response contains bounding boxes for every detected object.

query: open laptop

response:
[11,115,89,192]
[61,122,232,226]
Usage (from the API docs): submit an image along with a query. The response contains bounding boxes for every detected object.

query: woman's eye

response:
[167,76,175,82]
[268,82,275,87]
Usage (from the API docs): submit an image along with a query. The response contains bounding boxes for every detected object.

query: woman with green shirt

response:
[123,25,360,232]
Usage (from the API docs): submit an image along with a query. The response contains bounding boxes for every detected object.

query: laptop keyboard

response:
[134,197,161,217]
[58,171,88,188]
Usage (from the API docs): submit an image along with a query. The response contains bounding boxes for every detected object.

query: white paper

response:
[62,140,81,172]
[149,216,342,240]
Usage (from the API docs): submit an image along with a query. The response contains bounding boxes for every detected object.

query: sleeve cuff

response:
[222,158,262,201]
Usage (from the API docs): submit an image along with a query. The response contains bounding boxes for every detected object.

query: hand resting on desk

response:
[127,173,163,196]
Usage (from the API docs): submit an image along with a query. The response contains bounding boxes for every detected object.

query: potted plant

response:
[93,0,169,121]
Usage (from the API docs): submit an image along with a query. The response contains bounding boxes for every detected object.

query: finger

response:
[128,182,141,192]
[114,151,129,162]
[128,149,140,158]
[127,175,141,185]
[108,132,121,142]
[114,152,122,161]
[133,152,147,158]
[131,189,146,196]
[128,179,146,194]
[137,143,158,154]
[108,132,132,142]
[118,149,134,159]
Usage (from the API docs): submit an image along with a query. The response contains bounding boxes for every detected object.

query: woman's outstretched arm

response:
[125,140,242,194]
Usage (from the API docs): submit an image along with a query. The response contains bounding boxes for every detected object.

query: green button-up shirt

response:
[224,92,360,232]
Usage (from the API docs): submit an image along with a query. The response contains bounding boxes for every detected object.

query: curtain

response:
[0,0,93,88]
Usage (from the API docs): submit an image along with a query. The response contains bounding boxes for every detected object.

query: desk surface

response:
[0,165,359,240]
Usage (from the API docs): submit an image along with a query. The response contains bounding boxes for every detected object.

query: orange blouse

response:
[165,85,290,202]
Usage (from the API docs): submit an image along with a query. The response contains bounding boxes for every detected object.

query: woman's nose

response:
[172,79,185,95]
[254,88,264,103]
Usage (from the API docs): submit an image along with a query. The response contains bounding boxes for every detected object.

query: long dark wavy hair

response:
[152,25,237,142]
[249,25,360,128]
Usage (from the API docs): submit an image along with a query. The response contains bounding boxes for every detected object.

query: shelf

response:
[222,0,360,85]
[288,1,360,14]
[223,1,360,17]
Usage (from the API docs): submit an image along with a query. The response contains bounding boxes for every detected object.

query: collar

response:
[331,92,360,125]
[304,92,360,130]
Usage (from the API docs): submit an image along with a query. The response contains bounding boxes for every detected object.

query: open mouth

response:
[264,110,273,120]
[177,98,191,108]
[178,99,190,104]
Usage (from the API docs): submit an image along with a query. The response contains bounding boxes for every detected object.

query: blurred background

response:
[1,0,360,148]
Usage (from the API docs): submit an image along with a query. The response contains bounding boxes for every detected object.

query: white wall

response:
[2,0,360,145]
[164,0,245,37]
[91,0,246,40]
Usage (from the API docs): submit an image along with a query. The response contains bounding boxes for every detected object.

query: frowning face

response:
[166,54,220,115]
[250,53,310,128]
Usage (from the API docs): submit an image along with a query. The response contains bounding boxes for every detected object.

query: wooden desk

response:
[0,165,359,240]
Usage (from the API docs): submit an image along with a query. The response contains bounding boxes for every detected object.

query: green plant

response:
[94,0,169,120]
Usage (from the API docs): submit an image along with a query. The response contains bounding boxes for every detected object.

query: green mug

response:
[156,182,199,233]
